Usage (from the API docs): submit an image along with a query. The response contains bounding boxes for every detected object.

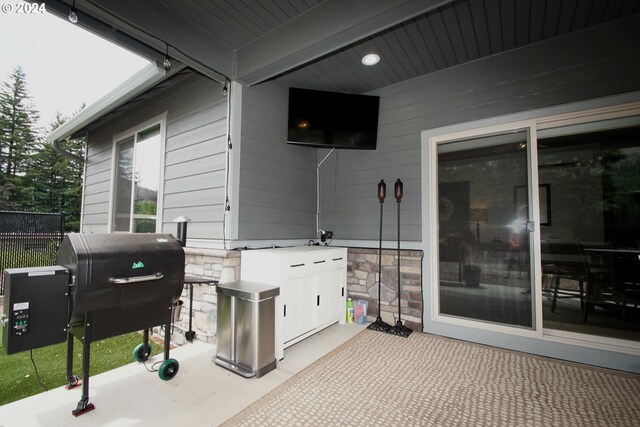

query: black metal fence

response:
[0,211,65,294]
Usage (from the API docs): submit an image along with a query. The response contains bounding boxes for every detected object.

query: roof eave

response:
[47,61,185,152]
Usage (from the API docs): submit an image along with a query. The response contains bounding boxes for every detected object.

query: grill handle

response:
[110,273,164,285]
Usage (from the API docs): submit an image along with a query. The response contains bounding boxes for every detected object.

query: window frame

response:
[108,113,167,234]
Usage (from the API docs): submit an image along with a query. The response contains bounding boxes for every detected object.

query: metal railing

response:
[0,211,65,294]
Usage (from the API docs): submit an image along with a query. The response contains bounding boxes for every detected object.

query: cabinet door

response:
[282,276,316,343]
[316,269,343,327]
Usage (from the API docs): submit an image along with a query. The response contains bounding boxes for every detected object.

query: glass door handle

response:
[526,221,535,232]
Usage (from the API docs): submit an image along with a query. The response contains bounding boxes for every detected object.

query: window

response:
[112,123,162,233]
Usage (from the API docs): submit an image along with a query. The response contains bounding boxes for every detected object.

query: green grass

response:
[0,330,161,406]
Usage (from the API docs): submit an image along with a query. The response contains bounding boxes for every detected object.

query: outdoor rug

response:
[222,329,640,426]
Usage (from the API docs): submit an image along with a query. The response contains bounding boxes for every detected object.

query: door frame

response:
[421,99,640,363]
[426,120,544,339]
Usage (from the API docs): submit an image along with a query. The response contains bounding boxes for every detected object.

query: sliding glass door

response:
[431,110,640,348]
[437,129,535,328]
[538,118,640,343]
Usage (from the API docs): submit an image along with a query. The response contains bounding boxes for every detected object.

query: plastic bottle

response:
[346,298,354,323]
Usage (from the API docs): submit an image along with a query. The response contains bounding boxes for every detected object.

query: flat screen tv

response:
[287,87,379,150]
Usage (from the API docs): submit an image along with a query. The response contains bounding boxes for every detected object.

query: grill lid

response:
[57,233,185,320]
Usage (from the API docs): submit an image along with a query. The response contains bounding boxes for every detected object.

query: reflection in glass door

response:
[538,118,640,342]
[437,130,535,328]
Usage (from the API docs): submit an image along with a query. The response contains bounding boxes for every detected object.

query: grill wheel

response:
[133,343,152,362]
[159,358,180,381]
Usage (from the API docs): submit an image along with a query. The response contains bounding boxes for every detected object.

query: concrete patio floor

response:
[0,323,364,426]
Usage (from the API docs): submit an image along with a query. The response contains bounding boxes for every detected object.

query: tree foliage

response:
[23,112,85,231]
[0,67,85,231]
[0,67,40,201]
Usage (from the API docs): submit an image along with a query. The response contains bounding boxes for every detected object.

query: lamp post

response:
[368,180,391,333]
[173,216,191,247]
[387,179,412,338]
[469,208,488,243]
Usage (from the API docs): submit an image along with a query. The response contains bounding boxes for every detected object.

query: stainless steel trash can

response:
[215,280,280,378]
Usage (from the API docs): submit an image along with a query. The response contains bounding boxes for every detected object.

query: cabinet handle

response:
[290,263,305,268]
[341,287,344,297]
[332,257,343,261]
[284,305,287,317]
[313,260,326,264]
[317,295,320,306]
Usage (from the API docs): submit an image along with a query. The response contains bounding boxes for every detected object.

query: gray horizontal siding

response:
[238,81,317,240]
[81,202,109,215]
[83,189,109,206]
[83,146,113,180]
[165,138,225,166]
[85,141,110,157]
[241,188,313,213]
[164,170,225,194]
[163,188,226,209]
[319,15,640,242]
[83,179,111,195]
[82,212,108,226]
[163,205,224,223]
[166,119,226,153]
[81,73,228,239]
[162,80,227,240]
[83,168,110,187]
[81,224,104,233]
[165,155,226,180]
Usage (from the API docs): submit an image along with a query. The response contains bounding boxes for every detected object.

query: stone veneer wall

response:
[161,248,240,345]
[346,248,424,331]
[162,246,423,345]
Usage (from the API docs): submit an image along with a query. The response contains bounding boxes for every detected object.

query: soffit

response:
[40,0,640,93]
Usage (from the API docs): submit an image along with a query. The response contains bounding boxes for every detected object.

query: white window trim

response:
[108,113,168,233]
[422,100,640,356]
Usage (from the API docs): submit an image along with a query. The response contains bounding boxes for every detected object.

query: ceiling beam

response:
[235,0,456,86]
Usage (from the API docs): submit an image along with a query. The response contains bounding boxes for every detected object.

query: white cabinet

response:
[241,246,347,360]
[282,275,316,342]
[316,268,344,328]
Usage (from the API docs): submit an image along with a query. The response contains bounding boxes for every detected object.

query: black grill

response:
[2,233,186,416]
[58,233,184,336]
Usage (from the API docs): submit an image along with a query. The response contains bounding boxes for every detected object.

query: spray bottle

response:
[346,297,354,323]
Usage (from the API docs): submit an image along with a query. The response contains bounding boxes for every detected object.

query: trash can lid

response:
[217,280,280,301]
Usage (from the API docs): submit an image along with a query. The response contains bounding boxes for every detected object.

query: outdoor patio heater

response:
[2,233,185,416]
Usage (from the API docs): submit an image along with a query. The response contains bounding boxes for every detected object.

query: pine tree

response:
[0,66,41,207]
[0,181,16,210]
[0,68,85,230]
[24,112,85,231]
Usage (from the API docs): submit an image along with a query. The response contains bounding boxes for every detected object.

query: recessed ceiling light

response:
[362,53,380,66]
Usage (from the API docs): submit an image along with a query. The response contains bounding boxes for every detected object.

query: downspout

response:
[52,132,87,163]
[51,131,88,232]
